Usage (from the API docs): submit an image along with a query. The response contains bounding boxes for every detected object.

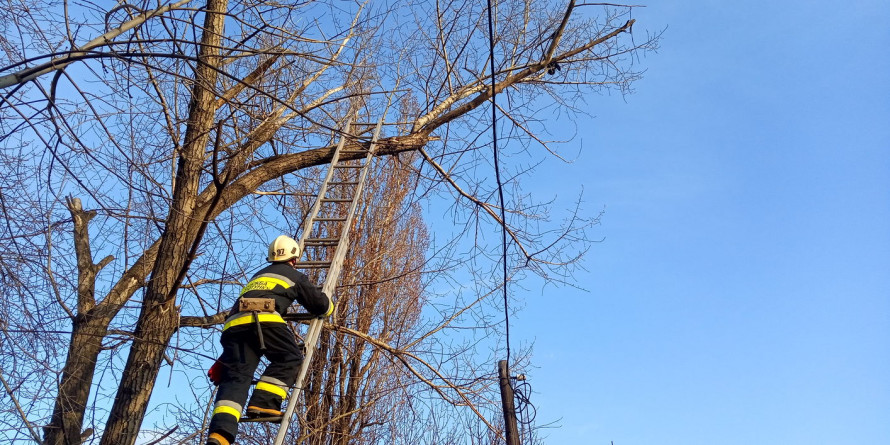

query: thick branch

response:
[179,311,227,328]
[544,0,576,62]
[216,54,281,108]
[66,196,114,314]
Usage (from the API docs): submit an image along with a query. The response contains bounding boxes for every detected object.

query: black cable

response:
[486,0,511,368]
[513,377,538,443]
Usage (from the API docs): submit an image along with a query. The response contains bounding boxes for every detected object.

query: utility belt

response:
[224,297,283,351]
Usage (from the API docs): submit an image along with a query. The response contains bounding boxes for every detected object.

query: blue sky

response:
[512,2,889,444]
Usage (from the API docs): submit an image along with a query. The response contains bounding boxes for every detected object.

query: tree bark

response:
[44,198,115,445]
[44,314,107,445]
[99,1,227,444]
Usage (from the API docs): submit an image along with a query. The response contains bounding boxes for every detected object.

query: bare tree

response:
[0,1,657,444]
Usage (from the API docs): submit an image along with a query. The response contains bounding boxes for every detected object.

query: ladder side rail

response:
[296,118,353,249]
[319,117,384,293]
[271,119,352,442]
[273,118,383,445]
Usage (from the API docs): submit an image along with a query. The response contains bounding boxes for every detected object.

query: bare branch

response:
[0,369,43,444]
[0,0,194,88]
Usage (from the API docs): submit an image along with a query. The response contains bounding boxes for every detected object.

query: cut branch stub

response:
[66,196,113,314]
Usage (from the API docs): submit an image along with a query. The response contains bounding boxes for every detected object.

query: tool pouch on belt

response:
[238,297,276,352]
[238,297,276,313]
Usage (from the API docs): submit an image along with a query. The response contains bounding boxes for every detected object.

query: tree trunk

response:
[99,1,227,444]
[98,301,179,445]
[43,314,107,445]
[43,197,118,445]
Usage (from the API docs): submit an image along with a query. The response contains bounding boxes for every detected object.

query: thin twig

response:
[0,369,43,444]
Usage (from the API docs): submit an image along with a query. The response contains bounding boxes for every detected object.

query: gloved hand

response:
[322,291,335,317]
[208,360,224,386]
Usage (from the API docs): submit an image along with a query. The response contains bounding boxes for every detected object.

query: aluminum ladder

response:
[268,118,383,445]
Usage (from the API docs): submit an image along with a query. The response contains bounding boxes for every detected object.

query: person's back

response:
[224,260,331,324]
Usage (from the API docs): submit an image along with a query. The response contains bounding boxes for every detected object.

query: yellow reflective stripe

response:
[239,277,290,296]
[213,405,241,420]
[260,376,287,386]
[223,312,286,331]
[255,381,288,398]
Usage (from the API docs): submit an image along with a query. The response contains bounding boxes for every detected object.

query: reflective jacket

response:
[223,262,331,331]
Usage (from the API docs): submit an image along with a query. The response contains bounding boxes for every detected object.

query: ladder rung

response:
[321,198,353,203]
[240,416,283,424]
[313,217,347,222]
[328,181,358,186]
[282,313,319,321]
[292,261,331,268]
[305,237,339,245]
[340,149,369,154]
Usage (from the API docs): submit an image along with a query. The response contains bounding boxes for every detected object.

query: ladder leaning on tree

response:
[236,117,385,445]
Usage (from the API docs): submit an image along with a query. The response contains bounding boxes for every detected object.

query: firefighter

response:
[206,235,332,445]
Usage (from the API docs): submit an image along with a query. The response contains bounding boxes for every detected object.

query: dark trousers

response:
[208,322,302,442]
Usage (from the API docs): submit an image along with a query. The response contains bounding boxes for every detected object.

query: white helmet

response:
[267,235,301,262]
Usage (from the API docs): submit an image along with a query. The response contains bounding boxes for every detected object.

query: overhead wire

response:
[486,4,543,443]
[486,0,511,369]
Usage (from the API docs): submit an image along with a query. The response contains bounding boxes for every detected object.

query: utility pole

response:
[498,360,520,445]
